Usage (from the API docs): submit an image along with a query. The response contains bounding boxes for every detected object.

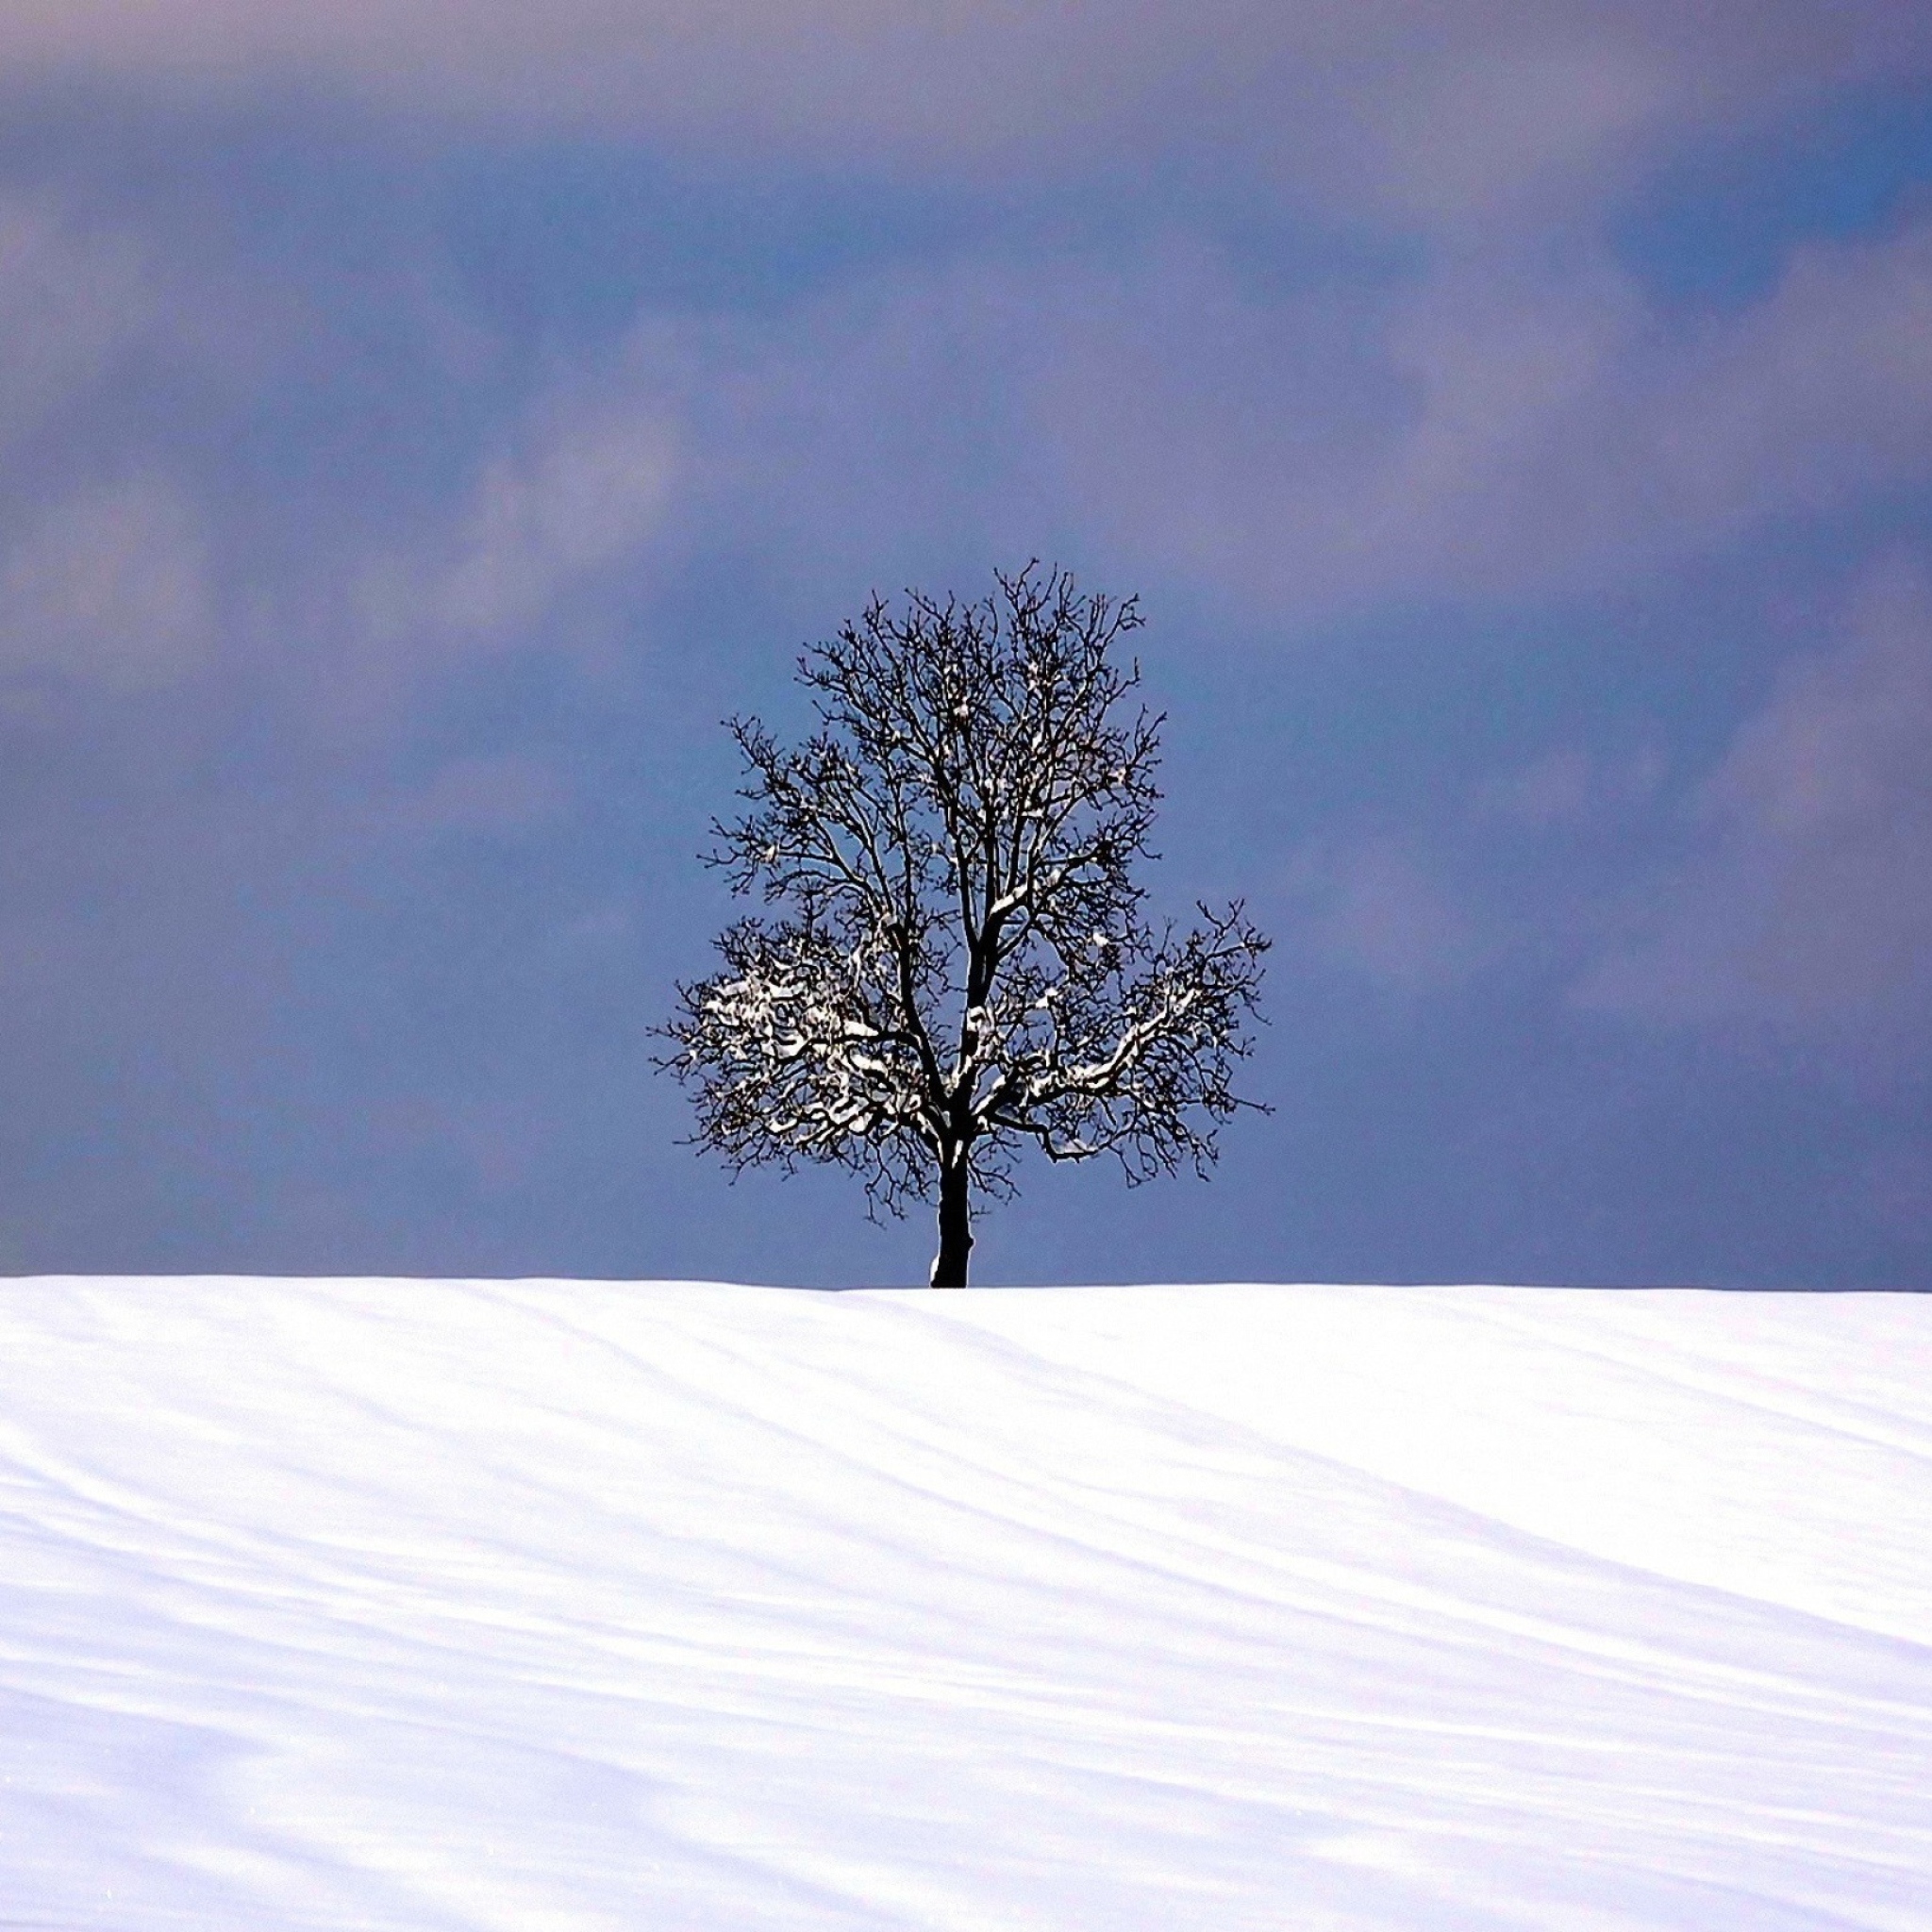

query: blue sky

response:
[2,4,1929,1287]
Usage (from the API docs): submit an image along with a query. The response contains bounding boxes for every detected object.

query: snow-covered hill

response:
[3,1278,1928,1929]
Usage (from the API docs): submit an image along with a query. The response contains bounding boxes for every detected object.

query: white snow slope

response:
[2,1279,1929,1930]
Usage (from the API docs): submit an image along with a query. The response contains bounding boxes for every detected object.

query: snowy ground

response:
[2,1278,1929,1930]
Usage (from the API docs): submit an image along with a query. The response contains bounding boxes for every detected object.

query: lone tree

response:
[659,565,1270,1286]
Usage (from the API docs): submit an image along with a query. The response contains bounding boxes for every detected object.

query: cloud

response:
[7,5,1929,224]
[1288,836,1494,993]
[1473,744,1668,830]
[3,57,1927,728]
[1650,219,1932,532]
[0,170,681,732]
[286,200,1932,666]
[1578,556,1932,1042]
[351,385,678,666]
[3,122,1926,758]
[0,193,154,456]
[0,471,211,693]
[1033,215,1932,616]
[1338,34,1684,222]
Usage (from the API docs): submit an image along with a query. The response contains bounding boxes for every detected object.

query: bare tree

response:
[659,564,1270,1287]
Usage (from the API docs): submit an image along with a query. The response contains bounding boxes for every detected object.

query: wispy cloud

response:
[1272,552,1932,1064]
[0,470,210,694]
[1289,835,1496,993]
[1580,556,1932,1047]
[354,396,678,650]
[0,193,154,456]
[1034,218,1932,615]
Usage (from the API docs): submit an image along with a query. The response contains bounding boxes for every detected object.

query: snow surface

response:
[3,1277,1929,1929]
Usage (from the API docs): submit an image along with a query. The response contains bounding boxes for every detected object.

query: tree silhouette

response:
[660,565,1269,1286]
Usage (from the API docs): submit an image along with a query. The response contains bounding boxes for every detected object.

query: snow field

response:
[1,1277,1928,1928]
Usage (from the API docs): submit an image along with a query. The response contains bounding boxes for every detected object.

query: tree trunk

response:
[930,1162,973,1287]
